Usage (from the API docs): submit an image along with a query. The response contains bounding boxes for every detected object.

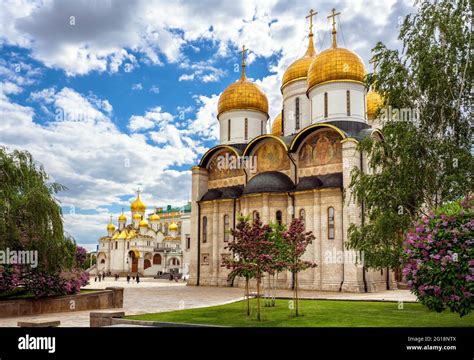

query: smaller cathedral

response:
[97,192,191,278]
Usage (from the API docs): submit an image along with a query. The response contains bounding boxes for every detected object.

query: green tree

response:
[348,0,473,275]
[0,147,76,272]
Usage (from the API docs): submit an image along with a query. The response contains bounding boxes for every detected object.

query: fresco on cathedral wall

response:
[208,150,244,180]
[298,129,342,168]
[255,141,290,172]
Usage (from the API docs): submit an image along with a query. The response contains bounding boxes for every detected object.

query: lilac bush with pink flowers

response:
[402,195,474,317]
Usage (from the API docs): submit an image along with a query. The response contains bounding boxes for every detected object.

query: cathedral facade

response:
[97,193,191,278]
[188,9,395,292]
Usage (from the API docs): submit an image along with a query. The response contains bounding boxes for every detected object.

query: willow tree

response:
[0,147,76,271]
[347,0,473,276]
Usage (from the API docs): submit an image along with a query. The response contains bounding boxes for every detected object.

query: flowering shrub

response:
[402,195,473,317]
[75,246,87,267]
[0,265,21,293]
[23,269,90,298]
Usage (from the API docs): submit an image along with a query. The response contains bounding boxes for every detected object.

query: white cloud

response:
[0,87,197,246]
[128,106,173,132]
[0,0,413,77]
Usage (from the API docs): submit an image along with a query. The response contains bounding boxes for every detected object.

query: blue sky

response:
[0,0,414,250]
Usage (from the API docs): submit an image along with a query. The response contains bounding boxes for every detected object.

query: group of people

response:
[126,274,140,284]
[94,272,108,282]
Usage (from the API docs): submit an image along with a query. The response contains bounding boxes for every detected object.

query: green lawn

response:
[126,299,474,327]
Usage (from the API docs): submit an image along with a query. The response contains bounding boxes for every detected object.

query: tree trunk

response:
[295,271,299,317]
[256,276,261,321]
[245,277,250,316]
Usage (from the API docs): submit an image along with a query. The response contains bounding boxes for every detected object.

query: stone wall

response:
[0,287,123,318]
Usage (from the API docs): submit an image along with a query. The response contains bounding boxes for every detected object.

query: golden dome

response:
[139,219,148,227]
[367,89,383,120]
[107,215,115,231]
[132,213,141,220]
[169,222,178,231]
[307,12,365,92]
[282,34,316,90]
[271,113,282,136]
[307,47,365,91]
[131,193,146,213]
[149,213,160,221]
[217,49,268,117]
[118,214,127,221]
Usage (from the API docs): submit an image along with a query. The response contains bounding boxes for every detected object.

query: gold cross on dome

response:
[306,9,318,35]
[241,45,249,67]
[328,8,341,47]
[240,45,249,80]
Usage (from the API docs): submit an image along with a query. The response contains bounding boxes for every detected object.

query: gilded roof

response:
[282,34,317,90]
[271,113,283,136]
[307,46,366,90]
[366,90,383,120]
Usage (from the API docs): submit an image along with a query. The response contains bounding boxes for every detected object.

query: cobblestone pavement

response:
[0,278,416,327]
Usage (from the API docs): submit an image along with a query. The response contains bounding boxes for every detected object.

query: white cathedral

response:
[97,192,192,278]
[187,9,396,292]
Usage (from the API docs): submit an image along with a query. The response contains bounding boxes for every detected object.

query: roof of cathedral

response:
[243,171,295,195]
[307,10,365,92]
[281,26,317,91]
[296,173,343,192]
[131,193,146,212]
[200,185,244,201]
[217,46,269,117]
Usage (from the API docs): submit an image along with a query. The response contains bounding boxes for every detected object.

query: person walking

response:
[136,274,140,284]
[127,274,130,284]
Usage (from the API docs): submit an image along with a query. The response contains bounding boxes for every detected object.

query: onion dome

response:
[366,57,384,121]
[271,113,283,136]
[169,222,178,231]
[367,89,383,120]
[131,192,146,213]
[307,9,365,92]
[107,215,115,232]
[281,17,317,91]
[132,213,141,220]
[139,219,148,227]
[149,213,160,221]
[217,45,268,117]
[118,208,127,222]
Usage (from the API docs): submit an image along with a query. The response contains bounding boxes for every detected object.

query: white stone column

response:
[341,140,365,292]
[189,166,208,286]
[211,201,219,286]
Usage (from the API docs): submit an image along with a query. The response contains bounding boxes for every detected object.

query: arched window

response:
[346,90,351,116]
[261,120,264,134]
[324,92,328,118]
[228,119,231,141]
[252,211,260,221]
[153,254,162,265]
[144,259,151,269]
[244,118,248,140]
[299,209,306,229]
[115,241,118,249]
[328,207,335,239]
[223,214,230,242]
[276,210,282,225]
[295,97,300,130]
[202,216,208,243]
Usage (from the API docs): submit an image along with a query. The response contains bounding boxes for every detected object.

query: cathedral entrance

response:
[129,250,138,273]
